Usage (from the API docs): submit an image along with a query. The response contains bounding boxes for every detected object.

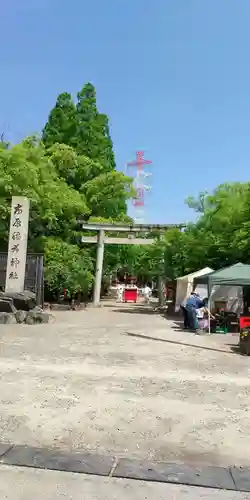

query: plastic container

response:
[123,288,137,303]
[239,316,250,329]
[215,326,228,334]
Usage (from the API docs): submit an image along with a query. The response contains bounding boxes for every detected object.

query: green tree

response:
[83,171,134,219]
[75,83,116,169]
[44,238,93,295]
[188,183,248,269]
[185,192,209,214]
[0,138,93,293]
[47,143,134,220]
[48,143,104,190]
[42,92,77,148]
[161,183,249,279]
[231,183,250,263]
[163,228,187,278]
[0,138,89,242]
[97,113,116,170]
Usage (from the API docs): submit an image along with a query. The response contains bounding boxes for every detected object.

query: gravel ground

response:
[0,303,249,467]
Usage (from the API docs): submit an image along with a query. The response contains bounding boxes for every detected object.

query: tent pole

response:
[208,297,211,334]
[208,278,211,335]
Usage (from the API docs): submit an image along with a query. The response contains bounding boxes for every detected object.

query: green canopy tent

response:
[193,262,250,295]
[193,263,250,333]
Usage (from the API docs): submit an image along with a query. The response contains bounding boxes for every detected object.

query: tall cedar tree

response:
[42,92,77,148]
[75,83,115,170]
[42,83,116,171]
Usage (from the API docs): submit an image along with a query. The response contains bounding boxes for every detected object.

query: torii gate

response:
[80,222,180,306]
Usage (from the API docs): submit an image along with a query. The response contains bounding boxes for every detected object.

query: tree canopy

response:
[42,93,77,149]
[43,83,116,170]
[162,182,250,279]
[113,181,250,284]
[1,82,135,295]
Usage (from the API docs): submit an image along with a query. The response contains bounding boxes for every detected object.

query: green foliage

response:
[106,240,166,282]
[48,144,104,189]
[0,140,89,239]
[83,171,134,219]
[44,238,93,294]
[8,79,250,295]
[0,139,89,244]
[75,84,115,169]
[42,83,116,172]
[185,192,208,213]
[125,182,250,283]
[0,139,92,292]
[40,82,135,292]
[0,78,136,294]
[40,79,138,293]
[230,184,250,261]
[162,182,250,278]
[186,183,247,269]
[42,93,77,149]
[47,143,134,220]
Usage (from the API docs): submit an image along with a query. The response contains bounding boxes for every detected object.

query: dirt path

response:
[0,303,249,467]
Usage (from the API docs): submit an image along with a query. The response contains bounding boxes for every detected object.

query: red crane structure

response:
[127,151,152,223]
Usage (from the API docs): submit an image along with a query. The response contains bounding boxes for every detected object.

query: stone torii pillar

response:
[81,222,155,306]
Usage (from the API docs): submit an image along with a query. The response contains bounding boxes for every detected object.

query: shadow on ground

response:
[113,306,156,315]
[172,320,185,330]
[227,344,247,356]
[125,331,237,355]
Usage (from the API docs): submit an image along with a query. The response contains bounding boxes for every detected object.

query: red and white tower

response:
[127,151,152,223]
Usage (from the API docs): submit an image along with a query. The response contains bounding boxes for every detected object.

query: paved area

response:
[0,303,249,472]
[1,466,250,500]
[0,441,246,491]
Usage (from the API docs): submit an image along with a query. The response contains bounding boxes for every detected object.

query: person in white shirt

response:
[143,284,152,304]
[116,283,124,302]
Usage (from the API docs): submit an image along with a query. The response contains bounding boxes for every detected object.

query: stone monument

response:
[5,196,30,294]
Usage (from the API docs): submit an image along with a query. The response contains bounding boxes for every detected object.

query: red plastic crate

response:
[123,289,137,303]
[240,316,250,329]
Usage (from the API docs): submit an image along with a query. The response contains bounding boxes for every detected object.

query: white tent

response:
[175,267,213,312]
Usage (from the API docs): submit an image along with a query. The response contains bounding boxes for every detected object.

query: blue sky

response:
[1,0,250,224]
